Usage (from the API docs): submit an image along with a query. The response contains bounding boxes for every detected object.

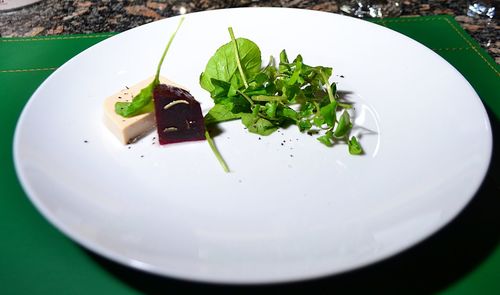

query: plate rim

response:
[12,7,493,284]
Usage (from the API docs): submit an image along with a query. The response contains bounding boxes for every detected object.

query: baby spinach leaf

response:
[200,37,261,93]
[115,83,156,116]
[115,17,184,117]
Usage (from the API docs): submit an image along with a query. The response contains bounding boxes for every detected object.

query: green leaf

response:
[231,94,252,114]
[319,101,337,127]
[280,107,298,121]
[334,111,352,138]
[287,55,303,85]
[348,136,363,155]
[330,82,337,97]
[200,38,261,94]
[313,116,325,127]
[299,102,315,118]
[209,78,231,98]
[204,103,242,125]
[115,82,155,117]
[298,119,312,132]
[241,113,278,136]
[317,130,334,147]
[265,101,278,118]
[115,17,184,117]
[279,49,290,73]
[283,84,300,101]
[253,72,268,85]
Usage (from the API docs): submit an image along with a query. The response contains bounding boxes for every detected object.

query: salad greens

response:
[115,17,185,117]
[201,27,363,155]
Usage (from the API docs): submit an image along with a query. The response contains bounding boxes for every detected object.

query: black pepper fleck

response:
[83,140,88,143]
[340,75,345,78]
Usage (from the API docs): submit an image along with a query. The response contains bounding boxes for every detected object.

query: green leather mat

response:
[1,15,499,294]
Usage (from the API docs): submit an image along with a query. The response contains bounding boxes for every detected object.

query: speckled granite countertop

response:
[1,0,498,63]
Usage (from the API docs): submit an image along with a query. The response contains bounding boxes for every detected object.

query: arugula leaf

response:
[115,17,184,117]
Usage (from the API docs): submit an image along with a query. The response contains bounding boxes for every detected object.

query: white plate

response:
[13,8,492,284]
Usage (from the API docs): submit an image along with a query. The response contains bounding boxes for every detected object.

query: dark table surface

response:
[1,0,498,63]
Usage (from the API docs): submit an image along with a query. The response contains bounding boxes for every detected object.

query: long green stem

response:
[228,27,249,89]
[236,90,254,106]
[252,95,287,102]
[154,17,185,84]
[205,130,230,173]
[319,70,336,103]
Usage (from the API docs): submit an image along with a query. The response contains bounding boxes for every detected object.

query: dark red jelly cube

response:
[153,84,206,145]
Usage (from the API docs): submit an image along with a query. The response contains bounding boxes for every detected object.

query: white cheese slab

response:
[103,76,185,144]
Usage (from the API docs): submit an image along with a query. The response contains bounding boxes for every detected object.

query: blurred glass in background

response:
[467,0,496,18]
[338,0,402,18]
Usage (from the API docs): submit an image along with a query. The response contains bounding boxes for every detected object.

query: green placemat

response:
[1,15,499,294]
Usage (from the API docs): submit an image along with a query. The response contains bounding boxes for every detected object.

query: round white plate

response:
[13,8,492,284]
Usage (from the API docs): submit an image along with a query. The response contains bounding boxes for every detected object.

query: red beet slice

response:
[153,84,206,145]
